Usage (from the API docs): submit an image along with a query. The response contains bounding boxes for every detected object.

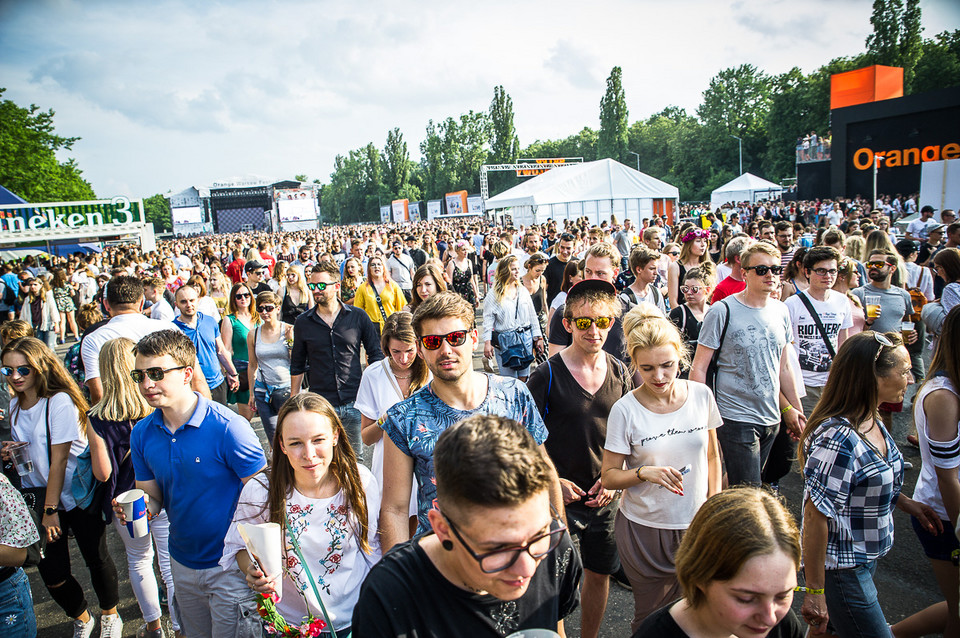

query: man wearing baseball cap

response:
[243,260,271,295]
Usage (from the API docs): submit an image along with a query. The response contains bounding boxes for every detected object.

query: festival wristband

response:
[636,466,646,482]
[781,405,793,414]
[795,586,825,595]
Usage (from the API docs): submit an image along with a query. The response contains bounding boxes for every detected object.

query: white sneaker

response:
[72,616,96,638]
[100,613,123,638]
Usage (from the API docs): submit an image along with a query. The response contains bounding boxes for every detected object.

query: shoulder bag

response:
[495,293,535,371]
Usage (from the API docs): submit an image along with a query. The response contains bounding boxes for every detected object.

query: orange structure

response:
[830,65,904,110]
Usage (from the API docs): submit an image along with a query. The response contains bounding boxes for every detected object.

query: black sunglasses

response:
[1,366,31,377]
[419,330,469,350]
[257,305,276,313]
[130,366,188,383]
[235,292,251,300]
[744,265,784,276]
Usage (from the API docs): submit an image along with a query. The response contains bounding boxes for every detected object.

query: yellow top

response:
[354,280,406,330]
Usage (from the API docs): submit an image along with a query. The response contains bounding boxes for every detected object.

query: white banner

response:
[275,189,318,222]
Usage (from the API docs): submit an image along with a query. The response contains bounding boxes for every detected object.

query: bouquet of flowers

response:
[257,592,328,637]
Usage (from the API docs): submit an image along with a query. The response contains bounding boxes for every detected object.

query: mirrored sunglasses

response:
[420,330,469,350]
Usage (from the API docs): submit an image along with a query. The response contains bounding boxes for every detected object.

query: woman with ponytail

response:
[222,392,380,637]
[600,304,722,632]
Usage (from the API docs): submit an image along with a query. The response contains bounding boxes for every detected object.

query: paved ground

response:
[31,342,943,637]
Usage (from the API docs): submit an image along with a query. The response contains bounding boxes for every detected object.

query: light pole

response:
[628,151,640,171]
[730,135,742,175]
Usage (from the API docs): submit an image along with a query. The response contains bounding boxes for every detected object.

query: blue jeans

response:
[253,383,280,450]
[335,402,363,463]
[37,329,57,350]
[170,558,259,638]
[716,418,779,486]
[825,561,892,638]
[0,568,37,637]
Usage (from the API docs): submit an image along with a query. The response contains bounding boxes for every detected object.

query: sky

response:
[2,0,959,201]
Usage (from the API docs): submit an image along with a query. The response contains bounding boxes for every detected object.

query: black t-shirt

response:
[250,282,272,296]
[633,603,804,638]
[544,256,568,306]
[669,304,702,347]
[547,299,628,363]
[527,353,632,493]
[352,534,582,637]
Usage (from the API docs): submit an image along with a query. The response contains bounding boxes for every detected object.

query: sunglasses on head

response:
[307,282,335,291]
[130,366,187,383]
[419,330,469,350]
[1,366,31,377]
[744,265,784,276]
[571,316,613,330]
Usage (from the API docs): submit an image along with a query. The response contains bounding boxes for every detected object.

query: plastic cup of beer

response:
[7,441,33,476]
[866,295,881,319]
[901,321,915,342]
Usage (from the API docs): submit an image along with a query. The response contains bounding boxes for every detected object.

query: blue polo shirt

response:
[174,313,225,390]
[130,393,266,569]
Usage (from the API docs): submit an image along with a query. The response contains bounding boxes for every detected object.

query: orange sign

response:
[516,158,568,177]
[852,143,960,170]
[831,65,903,110]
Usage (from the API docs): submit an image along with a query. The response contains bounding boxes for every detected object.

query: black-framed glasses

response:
[810,267,838,277]
[865,260,890,270]
[257,305,276,313]
[571,316,613,330]
[442,512,567,573]
[420,330,469,350]
[130,366,188,383]
[307,282,336,291]
[1,366,31,377]
[680,285,703,294]
[744,265,784,276]
[235,292,251,300]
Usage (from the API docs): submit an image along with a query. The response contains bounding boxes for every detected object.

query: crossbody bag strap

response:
[796,291,836,359]
[283,508,339,638]
[372,283,388,323]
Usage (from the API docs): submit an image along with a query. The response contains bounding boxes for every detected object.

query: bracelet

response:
[636,466,646,482]
[781,405,793,414]
[795,586,825,595]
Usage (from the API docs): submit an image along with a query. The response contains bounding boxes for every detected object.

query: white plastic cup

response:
[116,489,149,538]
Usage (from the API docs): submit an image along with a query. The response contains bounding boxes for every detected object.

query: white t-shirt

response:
[150,298,176,322]
[197,296,220,320]
[82,313,178,381]
[221,467,381,632]
[354,359,423,516]
[784,290,854,388]
[716,262,732,282]
[604,382,722,529]
[905,262,934,301]
[11,393,87,510]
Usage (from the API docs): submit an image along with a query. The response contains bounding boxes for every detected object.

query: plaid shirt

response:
[803,417,904,569]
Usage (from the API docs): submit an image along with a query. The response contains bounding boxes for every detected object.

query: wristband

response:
[636,466,646,482]
[795,586,825,595]
[781,405,793,414]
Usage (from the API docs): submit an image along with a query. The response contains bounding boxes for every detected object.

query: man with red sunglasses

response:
[379,291,558,552]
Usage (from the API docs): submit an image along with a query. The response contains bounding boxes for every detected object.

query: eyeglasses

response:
[419,330,469,350]
[865,261,891,270]
[810,268,838,276]
[257,305,276,313]
[130,366,188,383]
[442,512,567,573]
[666,251,680,257]
[680,285,703,294]
[235,292,251,300]
[571,316,613,330]
[744,265,784,276]
[0,366,31,377]
[307,282,336,291]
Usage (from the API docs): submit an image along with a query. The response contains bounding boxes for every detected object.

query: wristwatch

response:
[44,506,58,516]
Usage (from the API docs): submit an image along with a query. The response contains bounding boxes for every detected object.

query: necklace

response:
[393,372,412,380]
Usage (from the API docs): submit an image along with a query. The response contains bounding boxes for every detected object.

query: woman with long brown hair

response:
[353,254,405,333]
[224,392,380,637]
[0,337,121,636]
[405,263,447,314]
[17,275,60,350]
[222,282,260,420]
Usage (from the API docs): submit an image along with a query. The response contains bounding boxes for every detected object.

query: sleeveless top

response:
[676,263,688,305]
[227,314,252,362]
[528,278,546,316]
[281,289,308,325]
[912,374,959,521]
[254,324,292,388]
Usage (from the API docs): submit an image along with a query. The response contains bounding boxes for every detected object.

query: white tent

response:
[485,158,680,227]
[710,173,783,210]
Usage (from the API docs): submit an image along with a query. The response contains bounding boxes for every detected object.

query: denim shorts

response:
[912,516,959,562]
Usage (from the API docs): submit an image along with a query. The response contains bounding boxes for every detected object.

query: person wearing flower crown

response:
[223,392,381,637]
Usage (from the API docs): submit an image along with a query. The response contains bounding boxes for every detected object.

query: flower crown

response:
[681,229,709,243]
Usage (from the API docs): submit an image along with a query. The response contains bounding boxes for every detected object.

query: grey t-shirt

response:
[698,295,792,426]
[850,284,912,334]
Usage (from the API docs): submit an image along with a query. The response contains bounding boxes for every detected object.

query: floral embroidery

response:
[314,502,351,595]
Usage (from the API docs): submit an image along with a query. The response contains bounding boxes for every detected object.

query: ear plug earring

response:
[441,539,454,551]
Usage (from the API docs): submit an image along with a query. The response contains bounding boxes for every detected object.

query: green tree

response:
[598,66,628,162]
[143,193,172,232]
[381,128,409,197]
[294,174,308,182]
[865,0,923,90]
[0,88,96,202]
[488,85,519,164]
[913,30,960,93]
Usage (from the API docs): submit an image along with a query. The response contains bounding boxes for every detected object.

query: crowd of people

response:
[0,194,958,638]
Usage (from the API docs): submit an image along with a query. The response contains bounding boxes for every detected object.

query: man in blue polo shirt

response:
[122,329,266,638]
[173,284,239,406]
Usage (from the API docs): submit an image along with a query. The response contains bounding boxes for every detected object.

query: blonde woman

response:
[271,260,287,292]
[207,265,232,317]
[280,265,312,325]
[482,255,543,381]
[601,304,722,630]
[87,338,178,638]
[668,228,714,308]
[18,276,60,349]
[354,255,405,333]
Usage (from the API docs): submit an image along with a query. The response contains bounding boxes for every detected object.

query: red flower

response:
[337,504,348,516]
[258,606,269,618]
[330,553,341,564]
[286,555,299,569]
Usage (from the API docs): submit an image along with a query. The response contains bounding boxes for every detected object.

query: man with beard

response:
[775,221,795,269]
[290,261,383,459]
[544,233,575,306]
[378,291,560,551]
